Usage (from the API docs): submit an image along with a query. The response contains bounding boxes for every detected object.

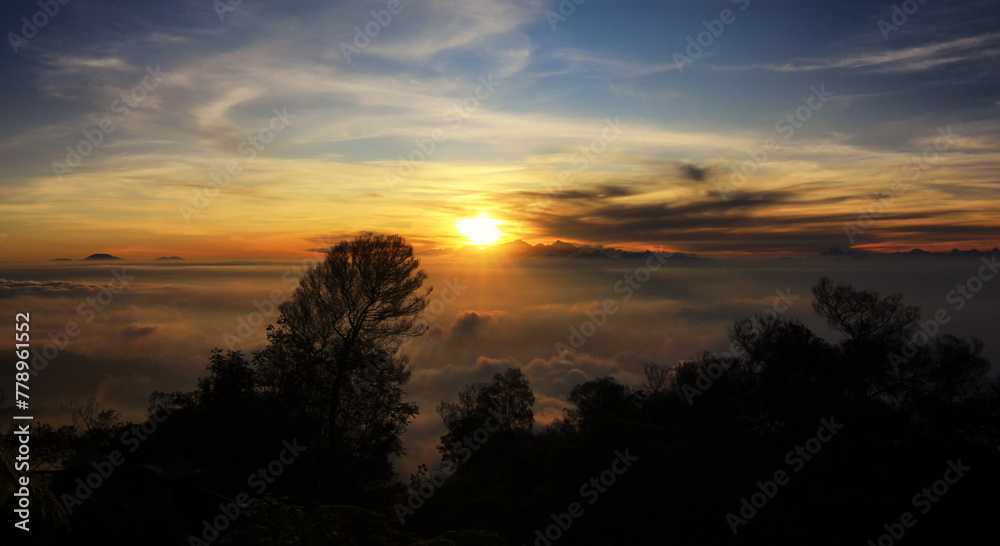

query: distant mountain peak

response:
[496,239,534,253]
[536,240,579,254]
[429,240,697,261]
[823,247,1000,257]
[83,253,123,261]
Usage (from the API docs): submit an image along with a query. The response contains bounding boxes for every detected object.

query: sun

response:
[457,215,504,246]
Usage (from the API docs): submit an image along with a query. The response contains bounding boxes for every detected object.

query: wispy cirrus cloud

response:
[718,33,1000,74]
[1,0,999,260]
[358,0,545,63]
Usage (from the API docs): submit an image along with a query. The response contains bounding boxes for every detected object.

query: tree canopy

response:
[9,271,999,545]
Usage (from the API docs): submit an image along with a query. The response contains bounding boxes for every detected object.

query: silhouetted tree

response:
[69,398,126,452]
[812,276,920,347]
[414,277,1000,546]
[562,376,635,430]
[197,348,258,406]
[255,233,428,497]
[23,275,1000,546]
[437,368,535,465]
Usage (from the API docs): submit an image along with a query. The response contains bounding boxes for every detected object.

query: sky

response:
[1,0,1000,475]
[1,0,998,260]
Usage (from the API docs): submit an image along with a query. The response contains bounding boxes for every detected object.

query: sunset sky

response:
[3,0,1000,482]
[2,0,999,261]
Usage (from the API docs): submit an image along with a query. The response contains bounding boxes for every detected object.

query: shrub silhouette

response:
[13,275,999,545]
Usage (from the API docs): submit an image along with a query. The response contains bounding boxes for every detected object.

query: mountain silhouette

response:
[82,253,124,261]
[438,239,697,260]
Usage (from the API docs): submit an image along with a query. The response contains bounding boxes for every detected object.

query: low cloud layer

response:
[4,254,998,475]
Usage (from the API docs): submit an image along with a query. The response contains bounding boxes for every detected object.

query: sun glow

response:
[457,215,504,246]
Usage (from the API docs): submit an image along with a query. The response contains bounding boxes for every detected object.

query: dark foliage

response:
[7,274,999,545]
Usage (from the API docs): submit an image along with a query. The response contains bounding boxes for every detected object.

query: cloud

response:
[724,34,1000,74]
[3,256,1000,476]
[678,163,709,182]
[360,0,545,63]
[121,323,158,340]
[0,350,192,425]
[518,183,641,201]
[518,190,855,253]
[450,310,496,336]
[544,48,682,79]
[0,279,100,298]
